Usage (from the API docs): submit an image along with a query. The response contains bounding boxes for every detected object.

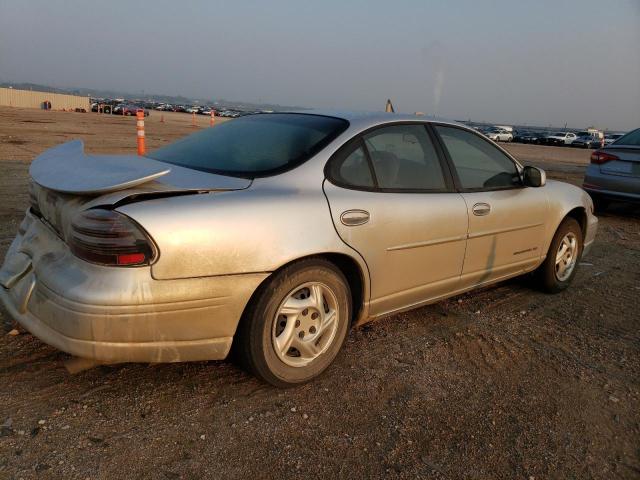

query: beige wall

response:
[0,87,90,111]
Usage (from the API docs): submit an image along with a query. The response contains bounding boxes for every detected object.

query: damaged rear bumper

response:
[0,211,268,363]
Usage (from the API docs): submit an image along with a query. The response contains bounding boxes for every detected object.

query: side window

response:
[435,125,521,190]
[363,124,447,190]
[327,142,374,188]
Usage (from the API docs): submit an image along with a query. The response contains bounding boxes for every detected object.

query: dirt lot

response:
[0,107,638,479]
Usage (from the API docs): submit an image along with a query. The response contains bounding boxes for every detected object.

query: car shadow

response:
[595,201,640,220]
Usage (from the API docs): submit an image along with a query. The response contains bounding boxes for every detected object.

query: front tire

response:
[534,217,583,293]
[234,259,351,387]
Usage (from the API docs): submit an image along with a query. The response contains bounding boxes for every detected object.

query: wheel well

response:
[320,253,365,325]
[566,207,587,240]
[246,253,366,326]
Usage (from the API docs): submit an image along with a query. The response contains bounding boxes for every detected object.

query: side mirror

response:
[523,166,546,187]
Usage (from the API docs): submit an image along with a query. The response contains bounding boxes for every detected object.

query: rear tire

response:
[233,259,351,387]
[534,217,583,293]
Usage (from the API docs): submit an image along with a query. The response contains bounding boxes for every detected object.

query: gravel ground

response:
[0,107,638,479]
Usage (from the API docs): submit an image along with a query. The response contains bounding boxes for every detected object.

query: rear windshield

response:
[612,128,640,146]
[148,113,349,177]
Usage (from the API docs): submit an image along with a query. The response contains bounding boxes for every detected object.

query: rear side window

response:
[328,143,374,188]
[613,128,640,146]
[435,125,521,190]
[148,113,349,177]
[363,124,447,190]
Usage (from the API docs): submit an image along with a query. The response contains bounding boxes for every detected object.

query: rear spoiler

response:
[30,140,171,195]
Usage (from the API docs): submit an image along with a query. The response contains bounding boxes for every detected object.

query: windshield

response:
[611,128,640,146]
[148,113,349,177]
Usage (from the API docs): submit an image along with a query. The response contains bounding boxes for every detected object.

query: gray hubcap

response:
[555,232,578,282]
[272,282,339,367]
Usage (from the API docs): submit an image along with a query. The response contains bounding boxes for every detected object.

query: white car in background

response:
[485,128,513,142]
[545,132,577,146]
[604,133,624,145]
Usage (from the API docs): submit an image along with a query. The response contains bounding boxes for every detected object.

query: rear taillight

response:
[590,151,619,165]
[69,209,156,266]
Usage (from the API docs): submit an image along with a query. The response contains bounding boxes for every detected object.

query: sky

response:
[0,0,639,131]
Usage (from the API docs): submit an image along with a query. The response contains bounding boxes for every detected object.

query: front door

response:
[433,124,548,287]
[323,123,468,316]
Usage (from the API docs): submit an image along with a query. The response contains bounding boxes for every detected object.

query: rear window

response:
[612,128,640,146]
[148,113,349,177]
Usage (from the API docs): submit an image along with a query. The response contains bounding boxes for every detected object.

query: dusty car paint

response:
[0,211,268,362]
[0,111,598,365]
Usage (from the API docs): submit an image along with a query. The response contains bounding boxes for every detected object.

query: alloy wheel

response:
[271,282,339,367]
[555,232,578,281]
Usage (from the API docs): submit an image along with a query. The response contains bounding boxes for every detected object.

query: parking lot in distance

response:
[0,106,639,479]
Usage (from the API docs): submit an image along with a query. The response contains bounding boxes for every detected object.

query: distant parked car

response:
[572,134,603,149]
[113,104,149,116]
[514,131,544,144]
[91,101,116,114]
[527,131,547,144]
[512,131,528,143]
[545,132,577,146]
[485,128,513,142]
[604,133,624,146]
[583,127,640,209]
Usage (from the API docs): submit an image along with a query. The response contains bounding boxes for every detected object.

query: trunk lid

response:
[28,140,252,238]
[600,146,640,178]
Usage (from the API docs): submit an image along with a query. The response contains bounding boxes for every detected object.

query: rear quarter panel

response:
[118,185,367,281]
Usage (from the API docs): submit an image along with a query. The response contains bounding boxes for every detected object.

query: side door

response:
[323,123,468,317]
[432,124,549,287]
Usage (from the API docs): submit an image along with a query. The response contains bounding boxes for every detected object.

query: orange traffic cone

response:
[136,110,145,155]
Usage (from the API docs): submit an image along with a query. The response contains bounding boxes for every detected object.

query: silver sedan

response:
[0,112,598,386]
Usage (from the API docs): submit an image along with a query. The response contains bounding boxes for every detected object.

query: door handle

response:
[472,203,491,216]
[340,209,370,226]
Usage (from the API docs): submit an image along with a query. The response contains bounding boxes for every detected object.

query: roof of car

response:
[280,109,466,129]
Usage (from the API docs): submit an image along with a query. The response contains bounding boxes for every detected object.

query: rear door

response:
[433,124,548,287]
[323,123,468,316]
